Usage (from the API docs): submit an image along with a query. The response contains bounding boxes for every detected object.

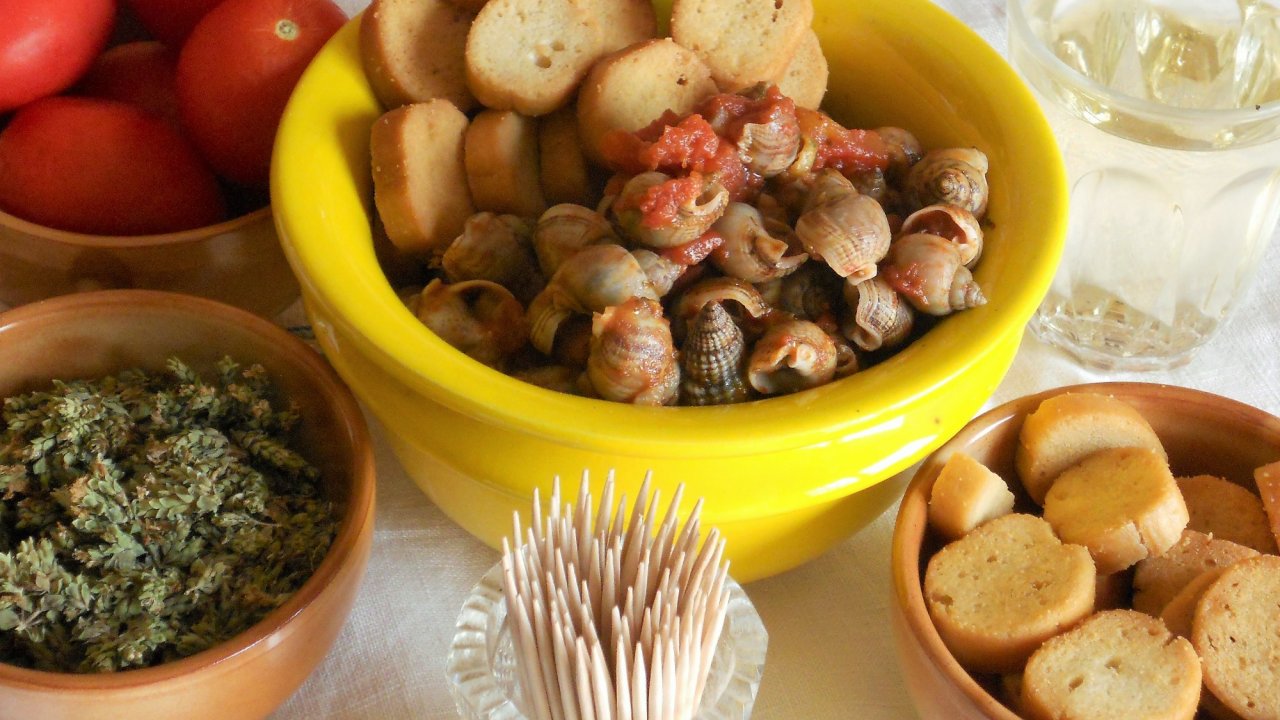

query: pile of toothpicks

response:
[500,473,732,720]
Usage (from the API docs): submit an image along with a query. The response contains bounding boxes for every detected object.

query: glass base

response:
[1029,311,1205,372]
[446,560,768,720]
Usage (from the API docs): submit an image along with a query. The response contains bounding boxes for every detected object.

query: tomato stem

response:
[275,19,299,41]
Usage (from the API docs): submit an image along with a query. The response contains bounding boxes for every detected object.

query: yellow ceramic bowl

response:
[272,0,1067,581]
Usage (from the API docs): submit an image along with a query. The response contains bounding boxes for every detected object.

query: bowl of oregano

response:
[0,289,375,720]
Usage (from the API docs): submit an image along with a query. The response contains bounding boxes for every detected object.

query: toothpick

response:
[499,473,733,720]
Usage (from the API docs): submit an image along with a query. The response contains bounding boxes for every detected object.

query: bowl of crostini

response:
[272,0,1067,581]
[892,382,1280,720]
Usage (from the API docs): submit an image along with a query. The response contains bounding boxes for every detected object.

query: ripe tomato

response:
[77,41,181,127]
[0,97,227,235]
[121,0,224,47]
[0,0,117,113]
[176,0,346,188]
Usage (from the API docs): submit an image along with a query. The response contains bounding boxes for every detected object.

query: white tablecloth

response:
[274,1,1280,717]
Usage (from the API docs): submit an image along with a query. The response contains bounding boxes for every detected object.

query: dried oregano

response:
[0,357,337,673]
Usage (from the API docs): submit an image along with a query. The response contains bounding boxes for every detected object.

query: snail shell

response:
[900,203,984,268]
[776,261,843,330]
[669,276,772,344]
[679,302,751,406]
[735,111,801,178]
[532,203,619,277]
[415,279,527,368]
[526,244,659,355]
[881,232,987,316]
[847,167,890,204]
[442,212,544,304]
[795,169,892,282]
[612,171,729,249]
[800,167,855,213]
[746,316,838,395]
[587,297,680,405]
[842,275,915,351]
[630,249,686,298]
[831,334,861,379]
[875,126,923,181]
[708,203,808,283]
[905,147,990,219]
[511,364,588,395]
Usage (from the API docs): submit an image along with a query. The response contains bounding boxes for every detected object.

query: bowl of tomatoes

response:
[0,0,346,317]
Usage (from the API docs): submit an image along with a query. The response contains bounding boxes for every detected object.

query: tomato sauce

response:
[613,172,706,228]
[698,85,795,145]
[602,85,893,228]
[796,107,893,174]
[662,229,724,266]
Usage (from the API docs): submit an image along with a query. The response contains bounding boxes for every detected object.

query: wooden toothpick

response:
[501,473,731,720]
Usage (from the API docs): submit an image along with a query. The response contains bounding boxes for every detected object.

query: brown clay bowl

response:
[0,290,375,720]
[890,382,1280,719]
[0,206,299,318]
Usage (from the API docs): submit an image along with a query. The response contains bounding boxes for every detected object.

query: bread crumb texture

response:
[1015,392,1166,505]
[924,513,1096,673]
[927,451,1015,540]
[670,0,814,90]
[1178,474,1277,555]
[1043,446,1188,575]
[465,0,601,116]
[360,0,478,111]
[1192,555,1280,720]
[1254,459,1280,551]
[1022,610,1201,720]
[1132,530,1259,616]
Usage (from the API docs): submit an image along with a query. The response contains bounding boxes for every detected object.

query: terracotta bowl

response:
[0,206,299,318]
[0,290,376,720]
[889,382,1280,719]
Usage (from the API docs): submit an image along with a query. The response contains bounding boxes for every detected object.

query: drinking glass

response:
[1008,0,1280,371]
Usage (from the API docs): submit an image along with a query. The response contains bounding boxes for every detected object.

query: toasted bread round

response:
[773,29,827,109]
[1178,474,1277,554]
[371,100,476,258]
[464,109,547,217]
[1015,392,1167,505]
[538,107,594,206]
[360,0,477,111]
[1159,566,1225,639]
[924,513,1096,674]
[1193,555,1280,720]
[1021,610,1201,720]
[589,0,657,56]
[1043,446,1188,575]
[927,451,1015,540]
[1253,459,1280,552]
[465,0,600,116]
[670,0,813,91]
[576,38,718,166]
[1132,530,1259,616]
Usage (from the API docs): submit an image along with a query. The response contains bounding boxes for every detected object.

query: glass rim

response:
[1007,0,1280,126]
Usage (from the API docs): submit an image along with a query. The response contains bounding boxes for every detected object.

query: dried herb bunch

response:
[0,357,337,673]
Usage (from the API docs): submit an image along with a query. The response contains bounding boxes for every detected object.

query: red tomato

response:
[77,41,181,127]
[0,0,117,113]
[0,97,227,235]
[176,0,346,188]
[121,0,224,47]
